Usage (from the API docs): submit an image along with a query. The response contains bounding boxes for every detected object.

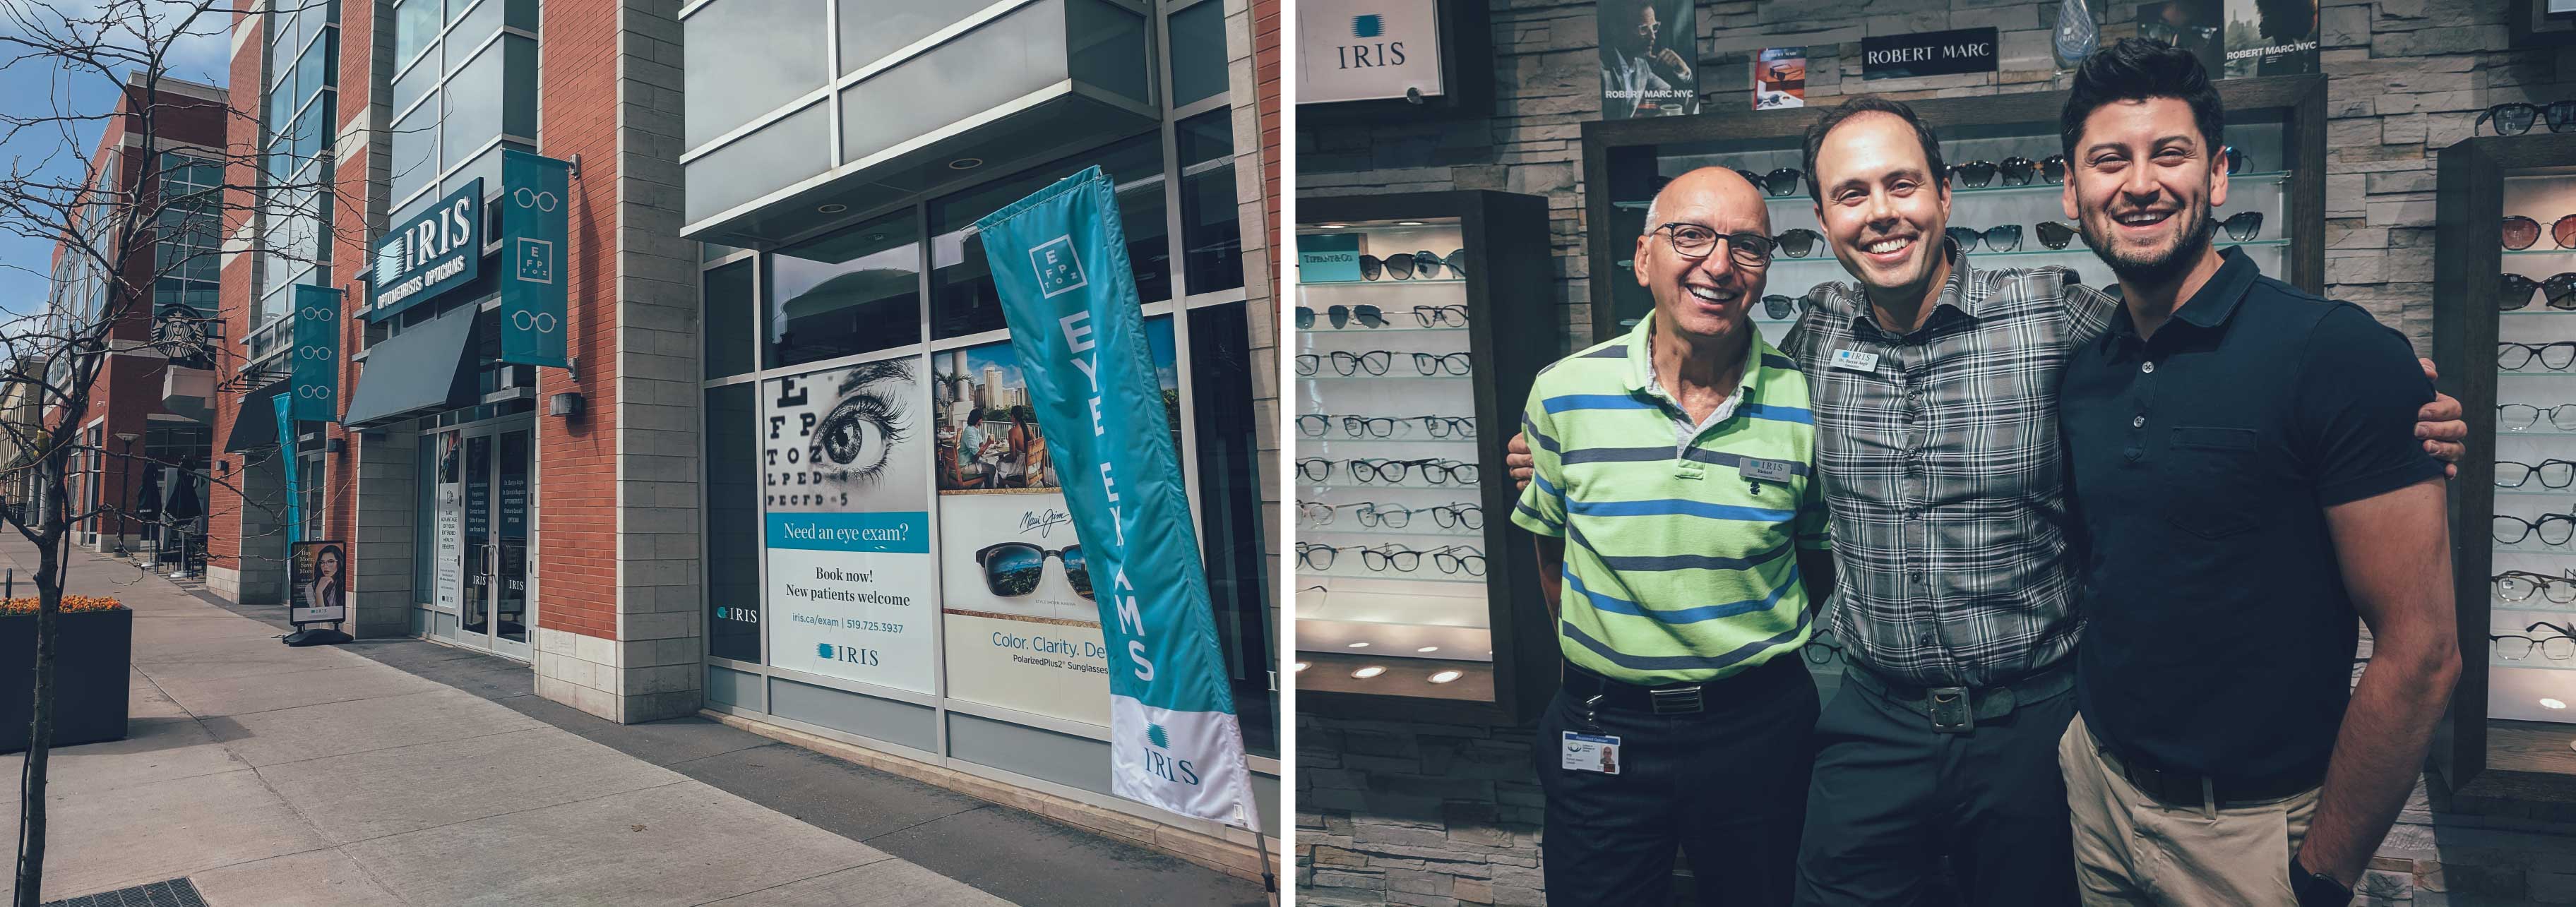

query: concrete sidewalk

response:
[0,536,1259,906]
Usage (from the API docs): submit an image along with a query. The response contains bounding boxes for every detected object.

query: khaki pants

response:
[2057,712,2320,906]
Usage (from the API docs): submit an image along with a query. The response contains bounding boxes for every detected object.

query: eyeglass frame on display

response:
[2496,457,2576,488]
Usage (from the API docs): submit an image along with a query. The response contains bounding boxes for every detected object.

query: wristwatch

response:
[2290,853,2353,907]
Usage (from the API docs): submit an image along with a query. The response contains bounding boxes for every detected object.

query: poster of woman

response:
[290,541,347,625]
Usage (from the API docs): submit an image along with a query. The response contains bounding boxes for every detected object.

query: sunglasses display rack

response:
[1293,193,1561,721]
[2481,168,2576,725]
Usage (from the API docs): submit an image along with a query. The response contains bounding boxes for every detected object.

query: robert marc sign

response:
[369,179,482,320]
[1296,0,1445,104]
[1861,27,1998,80]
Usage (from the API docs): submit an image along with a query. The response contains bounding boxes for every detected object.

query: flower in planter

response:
[0,596,125,615]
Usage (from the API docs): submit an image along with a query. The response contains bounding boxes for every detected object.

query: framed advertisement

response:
[761,352,938,693]
[290,541,348,625]
[1597,0,1698,119]
[934,318,1177,726]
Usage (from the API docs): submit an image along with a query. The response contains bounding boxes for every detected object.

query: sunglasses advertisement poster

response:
[761,354,938,693]
[1753,47,1805,111]
[2135,1,2224,76]
[1597,0,1697,120]
[934,323,1179,726]
[2219,0,2318,78]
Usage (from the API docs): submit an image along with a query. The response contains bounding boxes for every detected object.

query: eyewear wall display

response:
[1296,457,1481,485]
[2500,342,2576,372]
[1297,304,1387,329]
[2498,402,2576,431]
[2496,570,2576,603]
[2497,457,2576,488]
[1296,501,1483,529]
[2476,100,2576,136]
[1296,414,1479,439]
[2492,620,2576,660]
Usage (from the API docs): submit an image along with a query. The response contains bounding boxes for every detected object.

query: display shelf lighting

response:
[1347,641,1370,648]
[1429,670,1463,684]
[1395,220,1426,226]
[1294,661,1310,673]
[1318,223,1349,229]
[2545,697,2568,709]
[1416,646,1440,653]
[1352,666,1387,679]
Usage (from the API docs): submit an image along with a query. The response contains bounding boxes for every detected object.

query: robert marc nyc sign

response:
[1861,27,1999,80]
[1297,0,1445,104]
[369,179,482,319]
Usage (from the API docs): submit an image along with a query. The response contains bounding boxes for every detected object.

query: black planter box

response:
[1,606,131,753]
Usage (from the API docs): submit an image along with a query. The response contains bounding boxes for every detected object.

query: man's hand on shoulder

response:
[2416,358,2467,478]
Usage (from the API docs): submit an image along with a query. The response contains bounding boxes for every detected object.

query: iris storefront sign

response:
[369,179,482,319]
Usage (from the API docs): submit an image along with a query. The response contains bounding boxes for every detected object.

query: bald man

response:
[1511,168,1834,907]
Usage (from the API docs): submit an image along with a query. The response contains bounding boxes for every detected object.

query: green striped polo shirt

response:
[1512,313,1831,685]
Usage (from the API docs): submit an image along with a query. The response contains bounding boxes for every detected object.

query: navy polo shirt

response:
[2061,248,2443,783]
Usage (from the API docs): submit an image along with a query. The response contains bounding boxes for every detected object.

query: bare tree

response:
[0,0,357,901]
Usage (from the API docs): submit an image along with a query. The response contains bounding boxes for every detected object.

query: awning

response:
[340,305,481,428]
[220,381,287,453]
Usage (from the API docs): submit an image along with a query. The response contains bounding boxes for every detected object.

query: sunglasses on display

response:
[2507,214,2576,250]
[1296,304,1386,330]
[1651,222,1776,265]
[1948,160,2001,188]
[1359,254,1427,281]
[973,542,1091,600]
[2222,146,2248,175]
[2036,220,2081,250]
[1736,167,1803,197]
[2496,512,2576,546]
[2493,620,2576,660]
[2041,155,2068,184]
[2498,458,2576,488]
[2502,342,2576,372]
[1409,249,1467,280]
[1413,304,1470,327]
[2497,570,2576,603]
[2476,100,2576,136]
[2219,211,2265,242]
[1775,228,1823,258]
[2500,272,2576,311]
[2501,402,2576,431]
[1945,224,2025,253]
[1761,294,1804,319]
[1802,627,1843,665]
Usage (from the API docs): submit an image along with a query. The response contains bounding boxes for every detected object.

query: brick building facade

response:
[1296,0,2576,903]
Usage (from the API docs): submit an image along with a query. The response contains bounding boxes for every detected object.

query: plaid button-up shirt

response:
[1781,244,2121,688]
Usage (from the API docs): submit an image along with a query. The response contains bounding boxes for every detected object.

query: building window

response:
[703,258,754,380]
[1176,108,1243,296]
[255,0,339,330]
[384,0,538,215]
[1166,0,1228,107]
[1188,301,1274,755]
[765,211,922,368]
[928,131,1169,340]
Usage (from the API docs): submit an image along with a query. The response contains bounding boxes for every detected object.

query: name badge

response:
[1561,731,1622,774]
[1739,457,1795,483]
[1831,349,1881,373]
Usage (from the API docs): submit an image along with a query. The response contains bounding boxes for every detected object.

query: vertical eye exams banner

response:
[292,284,340,422]
[499,150,571,368]
[971,167,1256,829]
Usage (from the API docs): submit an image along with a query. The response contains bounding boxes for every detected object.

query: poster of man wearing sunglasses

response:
[761,354,939,693]
[934,323,1181,726]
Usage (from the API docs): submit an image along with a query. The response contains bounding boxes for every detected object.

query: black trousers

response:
[1534,656,1820,907]
[1792,671,2080,907]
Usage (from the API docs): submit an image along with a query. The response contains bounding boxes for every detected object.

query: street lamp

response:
[113,431,137,555]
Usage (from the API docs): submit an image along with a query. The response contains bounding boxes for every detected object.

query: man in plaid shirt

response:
[1510,95,2467,905]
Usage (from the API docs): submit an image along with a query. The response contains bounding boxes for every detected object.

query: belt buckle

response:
[1927,686,1974,733]
[1648,685,1703,715]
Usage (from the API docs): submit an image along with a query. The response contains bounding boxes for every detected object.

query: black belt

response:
[2084,726,2318,809]
[1842,661,2074,733]
[1559,656,1801,716]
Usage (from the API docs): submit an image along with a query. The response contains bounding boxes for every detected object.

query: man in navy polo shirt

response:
[2053,40,2459,907]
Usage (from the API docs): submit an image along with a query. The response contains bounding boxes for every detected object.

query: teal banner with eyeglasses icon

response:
[972,166,1258,829]
[499,150,571,368]
[292,284,340,423]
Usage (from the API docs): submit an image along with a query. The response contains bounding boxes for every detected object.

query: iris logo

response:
[818,643,881,666]
[1351,14,1381,37]
[1140,721,1200,786]
[1334,13,1407,70]
[816,642,833,659]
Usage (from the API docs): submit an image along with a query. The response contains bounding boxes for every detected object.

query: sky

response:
[0,0,233,318]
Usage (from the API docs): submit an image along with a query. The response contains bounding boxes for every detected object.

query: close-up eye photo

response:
[809,360,914,486]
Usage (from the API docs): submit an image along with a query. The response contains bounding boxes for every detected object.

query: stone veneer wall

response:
[1296,0,2576,903]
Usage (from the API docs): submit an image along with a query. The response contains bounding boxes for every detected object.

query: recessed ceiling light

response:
[1352,666,1386,679]
[1416,646,1439,653]
[1293,661,1309,672]
[1347,642,1369,648]
[948,157,984,169]
[2546,697,2568,709]
[1317,223,1349,229]
[1395,221,1426,226]
[816,203,847,214]
[1429,670,1463,684]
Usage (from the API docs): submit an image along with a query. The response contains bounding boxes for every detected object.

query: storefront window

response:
[1176,109,1243,296]
[1166,0,1227,107]
[705,383,760,661]
[703,258,753,379]
[765,212,922,368]
[1188,301,1275,755]
[926,132,1168,339]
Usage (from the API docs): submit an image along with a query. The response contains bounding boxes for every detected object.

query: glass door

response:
[437,419,535,659]
[459,433,492,647]
[491,428,531,659]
